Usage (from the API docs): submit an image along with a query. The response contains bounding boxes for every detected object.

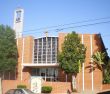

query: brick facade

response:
[1,33,107,94]
[58,33,104,93]
[2,36,33,94]
[42,82,72,94]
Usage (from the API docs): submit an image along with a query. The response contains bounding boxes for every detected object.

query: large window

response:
[34,37,58,64]
[31,68,58,81]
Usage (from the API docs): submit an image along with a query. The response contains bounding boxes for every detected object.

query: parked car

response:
[5,89,35,94]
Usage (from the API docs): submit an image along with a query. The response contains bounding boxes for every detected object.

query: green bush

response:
[103,79,110,84]
[17,85,27,89]
[42,86,52,93]
[103,72,110,84]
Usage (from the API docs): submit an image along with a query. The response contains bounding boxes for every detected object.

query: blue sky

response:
[0,0,110,56]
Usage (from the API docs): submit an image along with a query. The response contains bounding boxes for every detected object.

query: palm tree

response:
[92,51,106,71]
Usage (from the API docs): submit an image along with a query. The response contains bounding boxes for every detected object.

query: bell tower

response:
[13,8,24,38]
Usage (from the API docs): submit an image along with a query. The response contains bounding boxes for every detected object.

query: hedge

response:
[17,85,27,89]
[42,86,52,93]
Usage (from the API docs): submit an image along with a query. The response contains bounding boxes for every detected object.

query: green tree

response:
[58,32,86,89]
[0,25,17,74]
[103,58,110,84]
[92,51,110,83]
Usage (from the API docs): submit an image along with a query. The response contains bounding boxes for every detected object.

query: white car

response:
[5,89,35,94]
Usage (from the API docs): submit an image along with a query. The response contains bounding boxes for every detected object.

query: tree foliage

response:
[92,51,110,84]
[103,58,110,84]
[92,51,107,71]
[58,32,86,74]
[0,25,17,72]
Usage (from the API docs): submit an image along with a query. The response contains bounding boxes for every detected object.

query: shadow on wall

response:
[85,61,101,73]
[94,34,101,52]
[67,89,71,94]
[84,34,105,73]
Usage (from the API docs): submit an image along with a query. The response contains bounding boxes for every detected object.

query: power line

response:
[23,16,110,32]
[57,20,110,31]
[23,20,110,35]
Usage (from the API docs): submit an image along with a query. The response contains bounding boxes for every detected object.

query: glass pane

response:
[34,37,58,64]
[36,69,40,76]
[31,69,36,76]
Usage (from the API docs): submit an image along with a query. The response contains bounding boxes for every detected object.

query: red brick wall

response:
[58,33,103,93]
[23,36,34,64]
[2,80,17,94]
[1,36,33,94]
[1,34,105,94]
[102,84,110,90]
[17,36,33,82]
[2,79,31,94]
[42,82,72,94]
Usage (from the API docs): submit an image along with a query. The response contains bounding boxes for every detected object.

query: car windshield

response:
[24,89,35,94]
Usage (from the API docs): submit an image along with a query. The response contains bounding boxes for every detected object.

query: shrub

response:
[17,85,27,89]
[42,86,52,93]
[103,71,110,84]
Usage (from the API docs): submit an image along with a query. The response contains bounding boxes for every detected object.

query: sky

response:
[0,0,110,56]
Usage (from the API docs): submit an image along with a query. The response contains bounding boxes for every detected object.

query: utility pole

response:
[45,31,48,41]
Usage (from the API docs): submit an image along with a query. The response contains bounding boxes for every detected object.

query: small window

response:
[16,11,21,22]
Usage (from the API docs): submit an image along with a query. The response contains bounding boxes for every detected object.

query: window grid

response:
[34,37,58,64]
[31,68,58,81]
